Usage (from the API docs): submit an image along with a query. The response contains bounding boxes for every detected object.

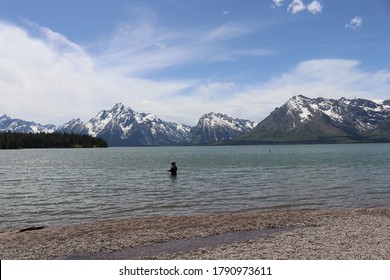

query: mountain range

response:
[242,95,390,143]
[1,95,390,145]
[1,104,256,146]
[0,114,56,134]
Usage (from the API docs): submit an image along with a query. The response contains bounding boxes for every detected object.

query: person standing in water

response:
[169,162,177,176]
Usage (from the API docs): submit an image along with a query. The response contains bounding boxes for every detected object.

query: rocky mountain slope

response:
[0,115,56,133]
[244,95,390,143]
[190,112,256,144]
[56,104,254,146]
[62,103,192,146]
[55,118,88,135]
[3,95,390,145]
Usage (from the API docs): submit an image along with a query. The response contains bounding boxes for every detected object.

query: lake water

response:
[1,144,390,231]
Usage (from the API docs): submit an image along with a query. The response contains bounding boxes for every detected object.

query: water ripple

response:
[1,144,390,230]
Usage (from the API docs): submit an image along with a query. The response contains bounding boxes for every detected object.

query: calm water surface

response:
[1,144,389,230]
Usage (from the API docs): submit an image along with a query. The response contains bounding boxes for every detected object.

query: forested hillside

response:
[0,132,108,149]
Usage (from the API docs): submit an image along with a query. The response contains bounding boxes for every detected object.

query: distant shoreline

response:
[0,131,107,149]
[1,207,389,260]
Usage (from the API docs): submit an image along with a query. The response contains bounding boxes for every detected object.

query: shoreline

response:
[1,207,389,260]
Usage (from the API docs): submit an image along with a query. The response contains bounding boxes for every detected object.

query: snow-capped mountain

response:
[286,95,390,132]
[59,103,192,146]
[57,105,256,145]
[5,96,390,145]
[245,95,390,143]
[0,114,56,133]
[191,112,256,144]
[55,118,88,135]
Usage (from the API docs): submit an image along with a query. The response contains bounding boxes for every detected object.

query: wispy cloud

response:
[345,16,363,29]
[96,19,198,75]
[1,19,388,126]
[96,17,264,75]
[233,49,275,57]
[0,21,193,124]
[0,20,271,125]
[200,22,253,43]
[207,48,275,63]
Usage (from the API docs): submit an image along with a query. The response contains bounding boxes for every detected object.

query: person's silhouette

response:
[168,162,177,176]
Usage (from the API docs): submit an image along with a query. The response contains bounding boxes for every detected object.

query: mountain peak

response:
[288,94,312,103]
[81,104,191,145]
[199,112,228,123]
[112,103,125,111]
[3,97,389,145]
[0,115,56,133]
[192,112,256,144]
[109,103,135,116]
[245,95,390,143]
[0,114,10,121]
[202,112,225,117]
[56,118,87,135]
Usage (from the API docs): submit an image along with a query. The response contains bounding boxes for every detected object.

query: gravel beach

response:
[1,208,389,260]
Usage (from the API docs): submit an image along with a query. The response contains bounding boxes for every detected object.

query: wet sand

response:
[1,207,389,260]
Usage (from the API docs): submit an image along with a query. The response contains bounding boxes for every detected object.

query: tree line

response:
[0,131,108,149]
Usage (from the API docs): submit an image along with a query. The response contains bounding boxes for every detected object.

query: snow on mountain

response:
[55,118,88,135]
[245,95,390,143]
[57,106,256,145]
[0,114,56,133]
[191,112,256,144]
[82,103,191,146]
[6,95,389,146]
[286,95,390,131]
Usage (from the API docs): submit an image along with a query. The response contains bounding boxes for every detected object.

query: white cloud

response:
[0,22,193,125]
[276,0,323,15]
[271,0,284,8]
[151,59,390,124]
[217,59,390,122]
[287,0,306,14]
[345,16,363,29]
[307,1,323,14]
[1,21,389,126]
[0,20,266,125]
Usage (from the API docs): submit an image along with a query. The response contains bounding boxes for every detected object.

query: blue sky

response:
[0,0,390,125]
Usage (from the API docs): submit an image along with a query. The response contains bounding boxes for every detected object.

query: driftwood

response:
[18,226,45,233]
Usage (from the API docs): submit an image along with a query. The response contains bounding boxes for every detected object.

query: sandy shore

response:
[1,207,389,260]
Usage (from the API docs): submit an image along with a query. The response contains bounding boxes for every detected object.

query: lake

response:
[1,144,389,231]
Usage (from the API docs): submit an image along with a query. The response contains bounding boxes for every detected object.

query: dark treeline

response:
[0,132,108,149]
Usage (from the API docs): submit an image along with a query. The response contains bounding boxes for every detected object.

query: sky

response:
[0,0,390,126]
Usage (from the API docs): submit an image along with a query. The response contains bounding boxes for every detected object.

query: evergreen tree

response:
[0,132,108,149]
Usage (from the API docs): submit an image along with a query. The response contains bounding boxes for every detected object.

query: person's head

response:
[171,162,176,166]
